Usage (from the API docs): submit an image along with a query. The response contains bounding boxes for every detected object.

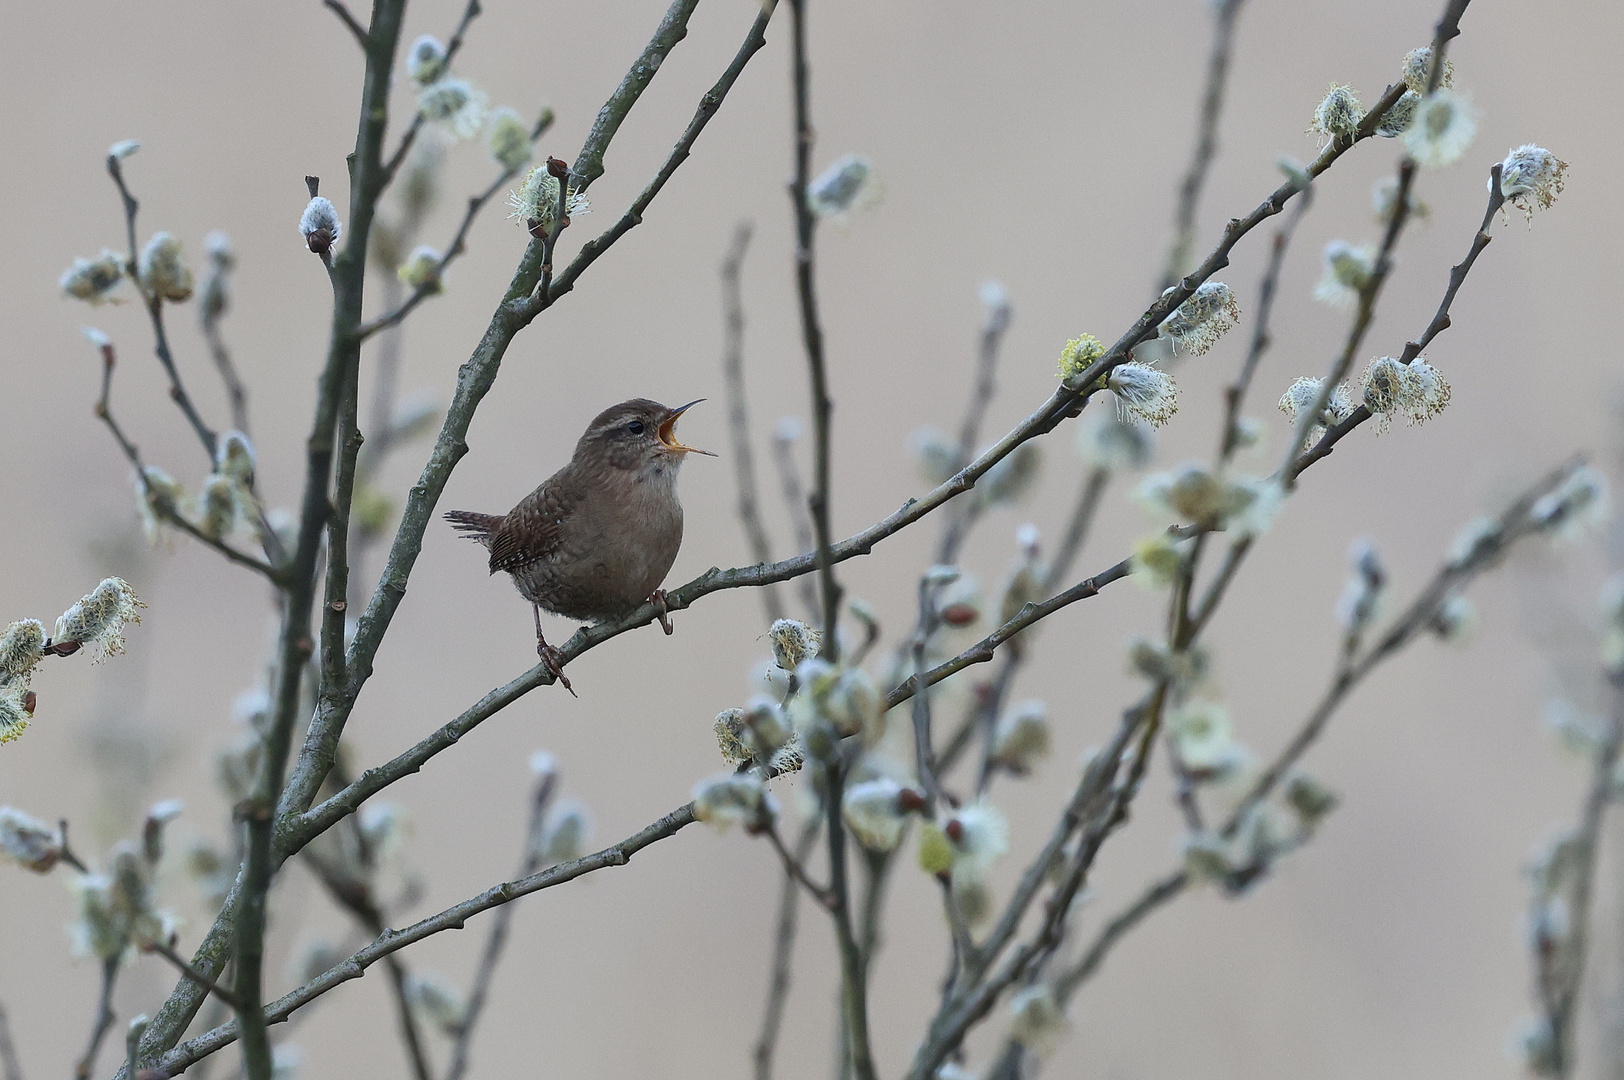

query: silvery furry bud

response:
[406,35,447,85]
[769,618,821,672]
[299,197,342,255]
[507,164,590,237]
[417,78,487,141]
[1104,363,1178,428]
[691,772,772,833]
[486,106,533,173]
[60,250,125,304]
[1335,539,1385,632]
[396,246,444,293]
[137,232,193,302]
[1498,145,1567,220]
[0,620,45,683]
[1403,90,1476,169]
[0,807,63,872]
[1313,241,1375,308]
[842,777,910,852]
[1008,984,1067,1057]
[537,800,592,866]
[807,154,880,219]
[53,578,144,661]
[1308,84,1362,144]
[909,426,958,486]
[991,700,1051,775]
[1400,46,1453,93]
[1158,282,1239,355]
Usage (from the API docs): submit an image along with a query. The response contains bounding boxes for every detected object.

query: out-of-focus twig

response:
[1159,0,1247,293]
[719,220,788,626]
[753,821,819,1080]
[74,958,120,1080]
[443,767,557,1080]
[0,1000,24,1080]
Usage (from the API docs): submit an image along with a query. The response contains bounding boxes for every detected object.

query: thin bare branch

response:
[1159,0,1246,292]
[754,821,819,1080]
[74,958,120,1080]
[445,768,557,1080]
[0,1002,19,1080]
[151,805,698,1077]
[379,0,482,192]
[720,221,788,625]
[322,0,368,48]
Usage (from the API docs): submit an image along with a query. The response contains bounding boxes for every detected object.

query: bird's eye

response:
[626,420,646,436]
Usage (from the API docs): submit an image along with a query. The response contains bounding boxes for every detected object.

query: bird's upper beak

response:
[657,399,716,457]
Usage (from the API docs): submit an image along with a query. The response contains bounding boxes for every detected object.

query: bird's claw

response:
[650,589,674,635]
[537,640,576,696]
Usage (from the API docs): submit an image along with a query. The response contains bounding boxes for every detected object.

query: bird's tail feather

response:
[444,510,501,547]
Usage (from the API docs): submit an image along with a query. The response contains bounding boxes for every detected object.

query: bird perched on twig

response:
[445,399,713,694]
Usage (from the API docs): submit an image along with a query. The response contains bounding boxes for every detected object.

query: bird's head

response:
[575,398,715,476]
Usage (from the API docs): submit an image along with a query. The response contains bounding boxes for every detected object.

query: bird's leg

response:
[533,602,576,696]
[649,589,674,635]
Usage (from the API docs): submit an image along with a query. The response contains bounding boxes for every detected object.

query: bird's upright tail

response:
[443,510,501,548]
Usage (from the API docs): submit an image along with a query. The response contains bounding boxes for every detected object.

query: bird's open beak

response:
[658,399,716,457]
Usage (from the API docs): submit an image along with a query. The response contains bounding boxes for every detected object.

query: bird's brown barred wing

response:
[486,480,571,575]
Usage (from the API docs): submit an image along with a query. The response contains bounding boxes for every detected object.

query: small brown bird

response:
[445,398,713,694]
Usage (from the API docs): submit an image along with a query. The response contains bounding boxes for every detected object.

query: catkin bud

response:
[406,35,447,85]
[1008,984,1067,1057]
[1403,90,1476,168]
[0,685,31,743]
[536,800,592,866]
[991,700,1051,775]
[909,426,958,486]
[299,197,342,255]
[1104,363,1178,427]
[396,246,445,293]
[1335,539,1385,633]
[405,972,467,1036]
[1313,241,1375,308]
[137,232,194,302]
[486,107,533,173]
[60,251,125,304]
[1168,701,1243,779]
[807,154,880,219]
[842,777,910,851]
[507,165,590,237]
[769,618,820,672]
[54,578,144,661]
[1308,84,1363,144]
[0,620,45,683]
[1158,282,1238,356]
[1056,334,1106,382]
[418,78,487,141]
[1374,91,1420,139]
[692,772,772,833]
[1359,356,1450,433]
[1400,46,1453,93]
[1498,145,1567,220]
[0,807,63,872]
[196,474,240,540]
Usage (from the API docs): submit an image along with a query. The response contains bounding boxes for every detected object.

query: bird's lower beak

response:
[658,399,716,457]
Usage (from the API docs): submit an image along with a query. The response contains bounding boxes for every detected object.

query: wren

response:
[445,398,713,694]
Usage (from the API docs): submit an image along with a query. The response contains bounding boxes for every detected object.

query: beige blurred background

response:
[2,0,1623,1077]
